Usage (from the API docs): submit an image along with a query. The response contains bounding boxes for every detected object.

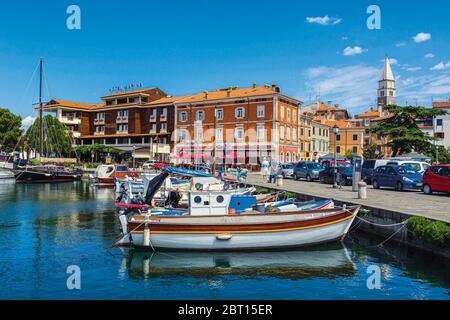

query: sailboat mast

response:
[39,58,43,159]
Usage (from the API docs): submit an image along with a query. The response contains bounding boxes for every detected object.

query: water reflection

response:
[121,243,357,280]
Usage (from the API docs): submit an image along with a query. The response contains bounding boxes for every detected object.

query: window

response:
[180,111,187,122]
[216,109,223,120]
[280,126,285,140]
[292,128,297,142]
[234,127,244,141]
[195,126,203,142]
[353,134,358,141]
[353,146,358,153]
[196,111,204,121]
[336,134,341,141]
[280,152,284,163]
[436,119,443,126]
[257,105,265,117]
[118,110,128,118]
[179,130,187,142]
[96,112,105,119]
[293,110,297,123]
[95,126,104,133]
[280,106,284,120]
[235,107,245,119]
[117,124,128,133]
[150,123,157,132]
[336,146,341,153]
[286,152,290,163]
[287,109,291,122]
[257,125,265,141]
[215,128,223,141]
[286,127,291,141]
[160,122,167,131]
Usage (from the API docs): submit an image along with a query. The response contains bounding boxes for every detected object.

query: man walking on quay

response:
[269,158,279,184]
[261,157,270,182]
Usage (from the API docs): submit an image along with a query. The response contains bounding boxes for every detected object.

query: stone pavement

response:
[244,173,450,223]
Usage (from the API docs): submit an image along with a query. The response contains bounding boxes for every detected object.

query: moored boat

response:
[14,165,82,183]
[90,164,139,186]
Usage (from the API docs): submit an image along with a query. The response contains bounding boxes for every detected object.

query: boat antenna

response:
[39,58,44,160]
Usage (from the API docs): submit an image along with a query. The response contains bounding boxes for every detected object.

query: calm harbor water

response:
[0,181,449,300]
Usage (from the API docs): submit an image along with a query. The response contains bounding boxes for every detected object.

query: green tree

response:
[344,149,356,160]
[427,146,450,164]
[73,144,123,162]
[362,143,385,159]
[371,105,447,156]
[0,108,22,153]
[25,115,73,157]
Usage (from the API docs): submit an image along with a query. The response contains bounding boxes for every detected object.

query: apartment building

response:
[174,84,302,165]
[326,120,364,156]
[430,99,450,148]
[311,120,330,160]
[43,88,174,161]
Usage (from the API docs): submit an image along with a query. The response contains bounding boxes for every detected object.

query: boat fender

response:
[216,234,232,240]
[143,223,150,247]
[119,214,128,234]
[228,208,236,215]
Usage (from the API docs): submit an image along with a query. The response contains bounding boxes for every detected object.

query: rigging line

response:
[355,215,408,228]
[376,225,406,248]
[17,61,40,113]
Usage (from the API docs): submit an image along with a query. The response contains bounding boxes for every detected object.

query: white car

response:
[386,160,430,174]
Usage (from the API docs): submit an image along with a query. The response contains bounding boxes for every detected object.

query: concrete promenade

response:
[245,173,450,223]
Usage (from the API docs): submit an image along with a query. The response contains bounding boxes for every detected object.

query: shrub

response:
[406,216,450,247]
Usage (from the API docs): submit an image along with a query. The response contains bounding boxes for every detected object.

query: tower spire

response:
[377,57,396,113]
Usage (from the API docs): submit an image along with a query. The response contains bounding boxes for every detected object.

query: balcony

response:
[94,118,105,125]
[61,116,81,125]
[160,128,167,134]
[116,116,128,123]
[71,131,81,138]
[149,128,156,134]
[94,131,105,136]
[150,115,157,122]
[160,114,167,122]
[117,130,128,134]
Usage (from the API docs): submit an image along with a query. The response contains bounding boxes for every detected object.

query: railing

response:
[160,114,167,121]
[150,115,157,122]
[61,116,81,124]
[116,116,128,123]
[94,118,105,125]
[117,130,128,134]
[94,131,105,135]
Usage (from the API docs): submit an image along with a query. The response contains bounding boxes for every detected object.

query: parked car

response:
[386,160,429,174]
[277,163,295,178]
[361,159,390,184]
[321,159,351,169]
[293,161,324,181]
[372,165,423,191]
[319,166,353,185]
[422,164,450,194]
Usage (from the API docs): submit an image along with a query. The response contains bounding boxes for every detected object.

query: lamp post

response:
[333,125,339,188]
[132,145,136,170]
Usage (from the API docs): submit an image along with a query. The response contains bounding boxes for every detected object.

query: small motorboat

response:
[116,169,359,251]
[14,165,82,183]
[0,169,14,180]
[90,164,139,186]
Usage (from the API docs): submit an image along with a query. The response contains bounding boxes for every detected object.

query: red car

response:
[422,164,450,194]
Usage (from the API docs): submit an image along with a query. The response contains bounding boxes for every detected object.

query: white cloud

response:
[430,61,450,71]
[406,67,422,72]
[398,72,450,105]
[304,64,379,112]
[343,46,367,56]
[413,32,431,43]
[424,53,435,59]
[306,15,342,26]
[396,42,407,47]
[21,116,35,128]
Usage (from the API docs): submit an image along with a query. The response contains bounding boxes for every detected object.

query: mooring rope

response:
[355,215,408,227]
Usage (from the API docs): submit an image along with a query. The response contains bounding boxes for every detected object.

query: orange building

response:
[174,84,303,165]
[326,120,364,157]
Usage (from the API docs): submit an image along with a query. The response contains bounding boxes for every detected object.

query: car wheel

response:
[423,184,432,195]
[373,180,379,189]
[294,174,299,181]
[306,174,312,182]
[396,181,404,191]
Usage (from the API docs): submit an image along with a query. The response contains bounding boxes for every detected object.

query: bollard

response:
[277,175,283,187]
[358,181,367,199]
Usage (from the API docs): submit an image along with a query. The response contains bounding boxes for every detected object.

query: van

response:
[386,160,429,174]
[361,159,389,184]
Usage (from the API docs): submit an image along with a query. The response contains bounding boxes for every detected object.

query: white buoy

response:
[143,223,150,247]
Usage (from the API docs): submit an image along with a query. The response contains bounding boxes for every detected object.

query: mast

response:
[39,58,44,159]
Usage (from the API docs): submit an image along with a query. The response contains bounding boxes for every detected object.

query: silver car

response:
[277,163,295,178]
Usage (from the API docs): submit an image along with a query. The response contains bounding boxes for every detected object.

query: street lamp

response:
[333,125,339,188]
[132,145,136,170]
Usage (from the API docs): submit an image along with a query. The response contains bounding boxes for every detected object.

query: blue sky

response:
[1,0,449,125]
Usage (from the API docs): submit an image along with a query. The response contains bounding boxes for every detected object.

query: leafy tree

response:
[362,143,385,159]
[73,144,123,162]
[0,108,22,153]
[25,115,73,157]
[344,149,356,160]
[427,146,450,164]
[371,105,447,156]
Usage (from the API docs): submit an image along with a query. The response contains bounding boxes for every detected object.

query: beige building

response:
[311,120,330,160]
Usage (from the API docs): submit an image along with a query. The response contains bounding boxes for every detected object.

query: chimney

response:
[204,90,209,99]
[327,101,332,107]
[264,84,270,89]
[271,83,277,90]
[252,82,257,88]
[227,87,232,97]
